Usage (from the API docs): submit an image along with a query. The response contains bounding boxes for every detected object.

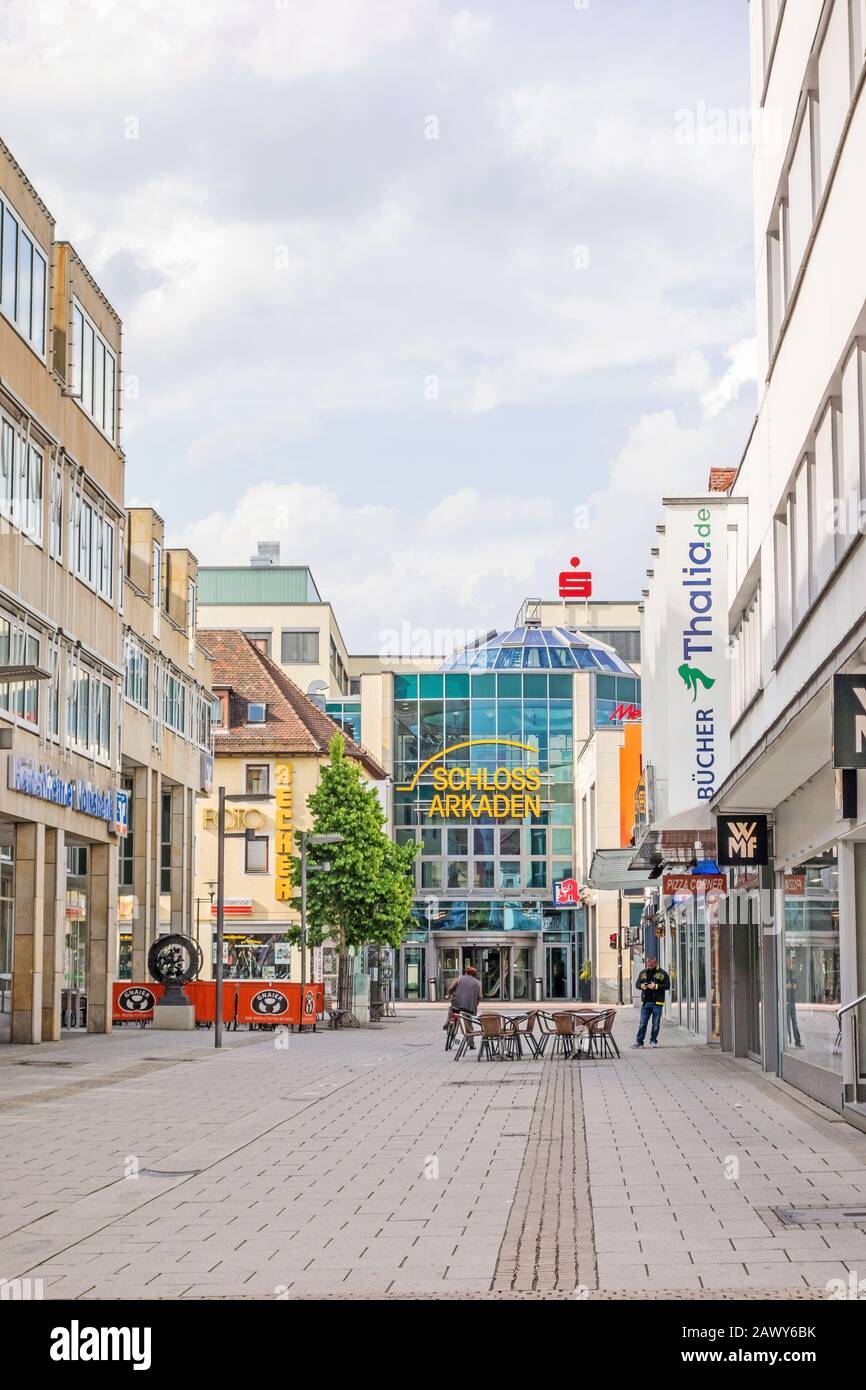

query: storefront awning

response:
[587,848,655,892]
[628,803,717,870]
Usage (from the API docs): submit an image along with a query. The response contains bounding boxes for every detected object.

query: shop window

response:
[245,835,269,874]
[782,849,840,1072]
[245,764,269,794]
[119,774,135,888]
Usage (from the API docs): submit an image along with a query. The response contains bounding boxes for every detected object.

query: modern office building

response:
[0,138,212,1043]
[194,629,385,998]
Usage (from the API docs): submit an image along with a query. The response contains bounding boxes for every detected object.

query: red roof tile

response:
[198,629,385,778]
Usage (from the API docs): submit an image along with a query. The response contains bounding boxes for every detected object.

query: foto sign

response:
[832,674,866,768]
[716,814,768,867]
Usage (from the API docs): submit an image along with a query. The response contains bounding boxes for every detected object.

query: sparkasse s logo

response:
[50,1320,151,1371]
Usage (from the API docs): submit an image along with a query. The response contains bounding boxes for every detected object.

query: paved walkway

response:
[1,1006,866,1298]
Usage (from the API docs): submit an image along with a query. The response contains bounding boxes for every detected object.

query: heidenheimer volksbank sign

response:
[8,755,122,829]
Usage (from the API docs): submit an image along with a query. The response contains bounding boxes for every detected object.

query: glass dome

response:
[439,625,634,673]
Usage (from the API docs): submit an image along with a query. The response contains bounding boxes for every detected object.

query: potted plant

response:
[578,958,593,1003]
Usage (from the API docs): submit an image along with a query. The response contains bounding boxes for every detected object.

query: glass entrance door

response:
[545,945,570,999]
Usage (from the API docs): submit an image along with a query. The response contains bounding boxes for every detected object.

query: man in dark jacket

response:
[632,956,671,1048]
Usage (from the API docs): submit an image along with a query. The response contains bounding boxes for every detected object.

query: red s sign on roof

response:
[559,557,592,600]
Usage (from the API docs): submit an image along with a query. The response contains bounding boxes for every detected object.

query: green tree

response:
[289,735,417,972]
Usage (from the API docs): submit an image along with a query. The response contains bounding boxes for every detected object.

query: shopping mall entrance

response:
[436,939,536,1001]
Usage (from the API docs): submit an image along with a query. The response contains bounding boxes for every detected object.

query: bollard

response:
[427,977,438,1003]
[534,976,543,1003]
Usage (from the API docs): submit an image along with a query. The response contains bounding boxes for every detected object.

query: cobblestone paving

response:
[0,1007,865,1299]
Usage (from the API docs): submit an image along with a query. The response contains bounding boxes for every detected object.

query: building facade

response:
[638,1,866,1120]
[712,0,866,1119]
[0,139,212,1044]
[194,629,385,998]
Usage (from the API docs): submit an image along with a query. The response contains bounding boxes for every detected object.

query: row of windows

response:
[122,637,214,751]
[70,300,117,442]
[773,341,866,651]
[0,193,47,357]
[244,628,320,665]
[730,592,762,725]
[0,616,39,724]
[324,701,361,742]
[394,672,574,700]
[395,825,571,857]
[415,859,573,891]
[767,0,866,355]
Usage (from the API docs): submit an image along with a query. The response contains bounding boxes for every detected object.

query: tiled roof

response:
[708,467,737,493]
[198,629,385,778]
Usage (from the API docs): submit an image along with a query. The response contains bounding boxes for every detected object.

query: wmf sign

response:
[716,814,769,868]
[832,674,866,768]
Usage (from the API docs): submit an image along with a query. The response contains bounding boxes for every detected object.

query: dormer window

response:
[247,701,266,724]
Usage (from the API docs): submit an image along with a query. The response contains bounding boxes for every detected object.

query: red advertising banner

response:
[662,873,727,896]
[183,981,237,1025]
[112,982,164,1021]
[234,981,299,1027]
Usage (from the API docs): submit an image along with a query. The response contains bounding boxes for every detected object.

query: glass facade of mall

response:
[389,624,633,1001]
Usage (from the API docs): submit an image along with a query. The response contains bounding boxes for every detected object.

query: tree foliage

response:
[291,734,417,952]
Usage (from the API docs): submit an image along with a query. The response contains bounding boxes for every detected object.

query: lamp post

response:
[297,831,343,1012]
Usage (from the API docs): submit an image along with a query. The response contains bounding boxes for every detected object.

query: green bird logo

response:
[678,663,715,701]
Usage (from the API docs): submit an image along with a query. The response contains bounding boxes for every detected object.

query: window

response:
[245,836,269,874]
[71,494,114,598]
[793,457,811,627]
[786,100,817,287]
[212,693,225,727]
[245,764,269,794]
[281,630,318,664]
[119,775,135,889]
[70,299,117,440]
[818,0,852,192]
[243,630,271,656]
[762,0,782,77]
[731,591,762,723]
[840,340,866,557]
[123,639,150,712]
[812,400,839,587]
[246,702,266,724]
[160,792,172,894]
[194,689,212,750]
[0,194,47,356]
[163,672,187,734]
[48,460,63,559]
[0,414,43,542]
[774,512,792,652]
[66,664,112,759]
[0,615,39,724]
[853,1,866,88]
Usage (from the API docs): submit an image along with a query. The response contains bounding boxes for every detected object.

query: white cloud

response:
[701,338,758,419]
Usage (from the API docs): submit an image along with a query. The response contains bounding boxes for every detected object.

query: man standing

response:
[632,956,671,1048]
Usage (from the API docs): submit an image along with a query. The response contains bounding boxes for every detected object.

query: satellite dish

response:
[306,679,328,709]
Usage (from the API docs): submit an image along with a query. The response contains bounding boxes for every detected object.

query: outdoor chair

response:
[584,1009,620,1059]
[454,1012,483,1060]
[508,1010,541,1059]
[551,1011,576,1059]
[534,1011,558,1057]
[478,1013,515,1061]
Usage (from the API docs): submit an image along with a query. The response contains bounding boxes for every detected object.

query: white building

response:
[702,0,866,1117]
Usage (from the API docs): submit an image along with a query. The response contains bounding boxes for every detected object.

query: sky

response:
[1,0,758,654]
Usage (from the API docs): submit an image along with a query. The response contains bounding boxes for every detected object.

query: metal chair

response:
[584,1009,620,1059]
[454,1012,482,1059]
[508,1010,541,1059]
[534,1011,558,1056]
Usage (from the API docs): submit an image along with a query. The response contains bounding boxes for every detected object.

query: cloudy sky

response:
[2,0,757,651]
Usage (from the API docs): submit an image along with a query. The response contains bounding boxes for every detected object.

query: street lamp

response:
[297,831,344,1007]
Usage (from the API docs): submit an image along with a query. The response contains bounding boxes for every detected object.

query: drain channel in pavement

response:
[139,1168,203,1178]
[773,1205,866,1226]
